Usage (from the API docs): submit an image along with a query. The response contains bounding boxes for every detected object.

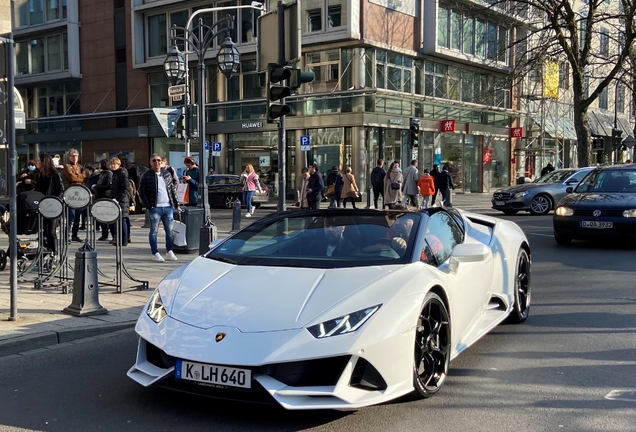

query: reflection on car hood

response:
[495,183,548,194]
[166,257,391,332]
[559,193,636,208]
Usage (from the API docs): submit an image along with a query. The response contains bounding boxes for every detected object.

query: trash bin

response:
[173,206,203,253]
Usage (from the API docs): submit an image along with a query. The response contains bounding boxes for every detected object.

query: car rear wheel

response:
[501,209,519,215]
[507,249,531,323]
[554,230,572,245]
[529,195,552,215]
[224,195,239,209]
[412,292,451,399]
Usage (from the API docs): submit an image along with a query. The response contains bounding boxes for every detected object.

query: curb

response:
[0,321,137,358]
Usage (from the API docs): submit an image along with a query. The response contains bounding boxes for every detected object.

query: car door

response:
[552,169,591,205]
[422,212,494,344]
[207,175,227,207]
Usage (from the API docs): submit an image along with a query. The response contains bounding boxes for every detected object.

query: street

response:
[0,215,635,432]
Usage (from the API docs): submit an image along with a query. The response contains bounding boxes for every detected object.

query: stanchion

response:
[366,187,372,209]
[231,199,241,232]
[61,241,108,316]
[199,215,218,255]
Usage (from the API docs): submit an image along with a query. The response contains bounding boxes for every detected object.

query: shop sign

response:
[510,127,523,138]
[440,119,456,132]
[241,122,263,129]
[389,119,404,125]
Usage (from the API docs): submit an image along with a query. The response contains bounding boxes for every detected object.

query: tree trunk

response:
[572,96,592,168]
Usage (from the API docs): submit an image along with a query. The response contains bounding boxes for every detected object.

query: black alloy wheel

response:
[554,230,572,245]
[529,195,552,215]
[223,194,239,209]
[508,249,531,323]
[412,292,451,398]
[501,209,519,215]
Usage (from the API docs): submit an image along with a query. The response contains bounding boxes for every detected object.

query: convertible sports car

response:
[128,208,531,410]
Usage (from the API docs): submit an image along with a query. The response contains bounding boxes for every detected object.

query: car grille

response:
[573,209,625,217]
[493,192,512,200]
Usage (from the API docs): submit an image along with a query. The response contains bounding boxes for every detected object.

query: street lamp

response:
[163,14,240,254]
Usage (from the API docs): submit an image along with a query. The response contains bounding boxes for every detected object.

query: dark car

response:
[207,174,270,209]
[553,165,636,245]
[492,168,593,215]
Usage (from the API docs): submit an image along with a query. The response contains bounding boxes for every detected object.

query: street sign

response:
[300,135,310,151]
[211,141,222,157]
[168,84,186,97]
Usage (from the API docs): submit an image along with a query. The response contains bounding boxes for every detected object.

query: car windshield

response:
[575,169,636,193]
[206,210,421,268]
[534,170,574,184]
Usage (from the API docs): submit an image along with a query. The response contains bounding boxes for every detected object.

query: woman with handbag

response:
[325,166,343,208]
[240,164,263,217]
[341,167,359,209]
[33,153,64,255]
[383,161,403,209]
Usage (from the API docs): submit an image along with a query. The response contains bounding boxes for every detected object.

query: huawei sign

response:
[440,120,456,132]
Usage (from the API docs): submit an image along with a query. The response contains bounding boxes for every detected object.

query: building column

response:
[352,126,367,194]
[216,69,228,173]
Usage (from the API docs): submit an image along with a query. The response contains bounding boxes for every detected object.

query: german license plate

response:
[494,201,505,206]
[581,221,613,229]
[175,360,251,389]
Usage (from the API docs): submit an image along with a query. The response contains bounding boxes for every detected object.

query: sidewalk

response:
[0,192,493,358]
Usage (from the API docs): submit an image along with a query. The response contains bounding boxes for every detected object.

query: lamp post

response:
[163,14,240,230]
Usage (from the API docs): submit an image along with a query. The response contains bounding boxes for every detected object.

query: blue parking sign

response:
[300,135,310,151]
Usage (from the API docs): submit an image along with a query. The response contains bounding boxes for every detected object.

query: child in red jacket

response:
[417,169,436,209]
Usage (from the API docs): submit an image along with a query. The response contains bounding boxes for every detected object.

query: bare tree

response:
[508,0,636,167]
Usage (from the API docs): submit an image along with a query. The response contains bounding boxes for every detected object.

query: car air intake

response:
[349,358,387,391]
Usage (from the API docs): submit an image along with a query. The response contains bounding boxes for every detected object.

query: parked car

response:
[553,165,636,245]
[492,167,593,215]
[206,174,269,209]
[128,207,531,408]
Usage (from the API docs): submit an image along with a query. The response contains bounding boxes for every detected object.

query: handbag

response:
[326,184,335,197]
[391,182,400,190]
[177,183,189,204]
[172,216,187,247]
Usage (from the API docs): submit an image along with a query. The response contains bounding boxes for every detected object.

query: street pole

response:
[276,0,287,213]
[197,18,210,220]
[6,35,18,320]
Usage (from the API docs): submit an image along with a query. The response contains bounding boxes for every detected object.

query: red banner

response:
[510,127,523,138]
[440,120,456,132]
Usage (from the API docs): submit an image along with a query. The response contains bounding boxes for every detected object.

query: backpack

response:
[128,179,138,202]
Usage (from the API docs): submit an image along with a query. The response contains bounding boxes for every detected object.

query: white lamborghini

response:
[128,207,531,410]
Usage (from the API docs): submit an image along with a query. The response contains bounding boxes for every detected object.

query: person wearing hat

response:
[182,156,199,206]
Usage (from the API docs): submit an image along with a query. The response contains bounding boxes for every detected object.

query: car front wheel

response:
[412,292,451,399]
[507,249,531,323]
[529,195,552,215]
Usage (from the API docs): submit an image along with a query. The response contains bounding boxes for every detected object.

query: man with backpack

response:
[370,159,386,209]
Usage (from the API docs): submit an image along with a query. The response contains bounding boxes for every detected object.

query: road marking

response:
[605,390,636,402]
[525,232,554,237]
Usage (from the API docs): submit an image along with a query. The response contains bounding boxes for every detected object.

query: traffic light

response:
[267,63,291,123]
[289,67,315,91]
[410,118,420,148]
[612,128,623,149]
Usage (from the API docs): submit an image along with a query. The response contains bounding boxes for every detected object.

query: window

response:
[579,12,588,50]
[599,84,608,110]
[149,72,169,107]
[487,23,498,60]
[14,0,66,27]
[46,0,59,21]
[462,17,474,55]
[241,0,260,43]
[450,10,461,51]
[241,60,265,99]
[600,27,609,57]
[170,10,188,52]
[147,13,167,58]
[475,19,485,57]
[375,50,414,93]
[306,50,341,93]
[328,5,341,27]
[47,35,62,71]
[424,212,463,266]
[30,0,44,25]
[617,83,625,113]
[437,5,449,48]
[31,38,45,74]
[308,9,322,32]
[35,82,80,118]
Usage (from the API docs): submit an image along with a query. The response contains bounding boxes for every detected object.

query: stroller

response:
[0,191,49,272]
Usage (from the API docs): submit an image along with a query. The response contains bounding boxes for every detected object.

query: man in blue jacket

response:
[306,164,325,210]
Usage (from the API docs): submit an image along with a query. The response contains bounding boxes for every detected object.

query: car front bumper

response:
[553,216,636,240]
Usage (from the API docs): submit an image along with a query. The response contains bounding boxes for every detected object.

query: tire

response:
[501,209,519,215]
[529,195,552,215]
[554,230,572,245]
[507,249,531,323]
[0,250,6,271]
[412,292,451,399]
[224,195,238,209]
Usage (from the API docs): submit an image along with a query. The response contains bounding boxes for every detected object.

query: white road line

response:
[525,232,554,237]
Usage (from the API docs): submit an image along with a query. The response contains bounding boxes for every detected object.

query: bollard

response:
[199,216,218,255]
[231,199,242,232]
[141,211,150,228]
[62,242,108,317]
[366,187,372,209]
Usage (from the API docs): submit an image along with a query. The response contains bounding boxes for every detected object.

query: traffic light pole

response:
[277,0,287,213]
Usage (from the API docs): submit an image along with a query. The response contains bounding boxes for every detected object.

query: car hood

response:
[559,192,636,208]
[495,183,550,194]
[164,257,394,332]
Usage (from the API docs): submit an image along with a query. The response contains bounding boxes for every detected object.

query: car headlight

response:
[307,305,381,339]
[555,206,573,216]
[623,209,636,218]
[513,191,528,199]
[146,289,168,323]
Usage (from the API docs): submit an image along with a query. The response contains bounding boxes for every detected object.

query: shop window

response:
[308,9,322,32]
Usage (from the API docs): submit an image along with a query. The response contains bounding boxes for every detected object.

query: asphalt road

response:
[0,214,635,432]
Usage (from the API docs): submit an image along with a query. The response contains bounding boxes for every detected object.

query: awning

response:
[531,115,578,140]
[589,109,634,138]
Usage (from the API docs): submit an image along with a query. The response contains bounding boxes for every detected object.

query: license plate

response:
[494,201,505,206]
[175,360,251,389]
[581,221,613,229]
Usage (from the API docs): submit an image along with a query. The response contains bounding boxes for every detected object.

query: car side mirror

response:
[566,187,574,194]
[565,179,579,185]
[448,243,491,273]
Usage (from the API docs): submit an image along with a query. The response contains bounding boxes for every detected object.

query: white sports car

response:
[128,208,531,409]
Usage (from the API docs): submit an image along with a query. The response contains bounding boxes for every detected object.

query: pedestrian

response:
[383,161,403,209]
[297,167,310,209]
[325,166,343,208]
[341,167,360,209]
[118,153,139,187]
[17,160,37,193]
[108,157,131,246]
[430,164,441,206]
[92,159,116,241]
[306,164,325,210]
[401,159,419,208]
[370,159,386,209]
[62,148,87,242]
[417,169,436,209]
[240,163,262,217]
[182,156,200,206]
[160,156,180,188]
[139,153,179,262]
[540,162,555,177]
[438,165,455,207]
[33,153,64,255]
